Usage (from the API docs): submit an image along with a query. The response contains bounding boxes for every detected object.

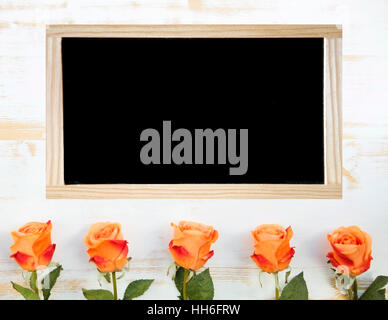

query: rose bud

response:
[327,226,372,276]
[84,222,128,273]
[251,224,295,273]
[10,221,56,271]
[169,221,218,271]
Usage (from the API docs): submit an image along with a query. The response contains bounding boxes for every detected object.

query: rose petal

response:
[38,244,56,267]
[10,251,36,271]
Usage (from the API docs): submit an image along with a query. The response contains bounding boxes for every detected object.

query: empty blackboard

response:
[46,25,342,198]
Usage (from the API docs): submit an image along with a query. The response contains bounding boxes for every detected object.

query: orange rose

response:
[251,224,295,273]
[169,221,218,270]
[327,226,372,276]
[10,221,56,271]
[84,222,128,273]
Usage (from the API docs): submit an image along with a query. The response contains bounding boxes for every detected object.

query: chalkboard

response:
[46,25,343,198]
[61,37,324,185]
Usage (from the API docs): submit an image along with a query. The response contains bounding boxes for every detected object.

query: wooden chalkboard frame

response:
[46,25,342,199]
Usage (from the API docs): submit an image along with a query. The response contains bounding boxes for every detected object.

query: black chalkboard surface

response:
[62,37,324,185]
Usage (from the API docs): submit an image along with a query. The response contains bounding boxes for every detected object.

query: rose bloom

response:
[327,226,372,276]
[251,224,295,273]
[10,221,56,271]
[84,222,128,273]
[169,221,218,270]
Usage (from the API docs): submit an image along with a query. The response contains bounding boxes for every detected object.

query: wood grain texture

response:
[46,24,342,38]
[46,184,342,199]
[0,0,387,300]
[0,119,44,140]
[46,24,342,199]
[46,36,64,187]
[325,37,343,184]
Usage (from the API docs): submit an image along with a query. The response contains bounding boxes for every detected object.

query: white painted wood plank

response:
[0,0,387,299]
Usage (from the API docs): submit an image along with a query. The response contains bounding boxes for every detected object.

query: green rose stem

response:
[31,270,38,295]
[353,278,358,300]
[182,268,189,300]
[274,272,280,300]
[112,271,118,300]
[348,277,358,300]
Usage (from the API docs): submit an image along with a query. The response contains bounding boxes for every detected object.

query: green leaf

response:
[29,271,38,294]
[98,270,111,283]
[186,268,214,300]
[82,288,114,300]
[174,267,185,299]
[104,273,111,283]
[359,275,388,300]
[285,270,291,284]
[42,265,63,300]
[11,282,40,300]
[279,272,308,300]
[123,279,154,300]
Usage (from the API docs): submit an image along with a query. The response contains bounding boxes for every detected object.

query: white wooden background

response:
[0,0,387,300]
